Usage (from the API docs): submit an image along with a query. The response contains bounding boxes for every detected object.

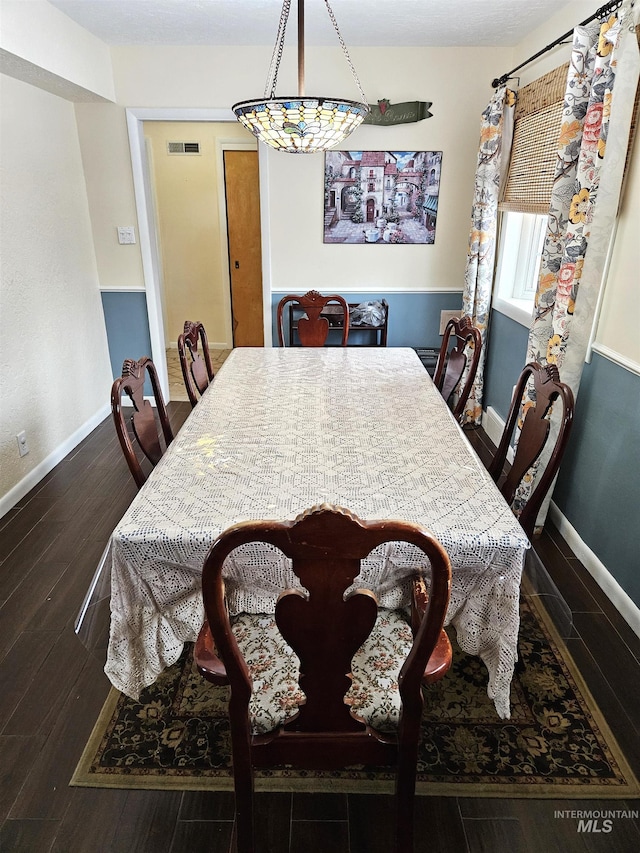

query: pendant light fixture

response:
[232,0,369,154]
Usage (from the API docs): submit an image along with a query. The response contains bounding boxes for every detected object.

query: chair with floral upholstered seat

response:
[194,503,452,853]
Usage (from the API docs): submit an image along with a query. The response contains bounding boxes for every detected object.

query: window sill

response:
[492,295,533,328]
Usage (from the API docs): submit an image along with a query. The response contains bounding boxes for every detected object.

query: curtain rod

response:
[491,0,623,88]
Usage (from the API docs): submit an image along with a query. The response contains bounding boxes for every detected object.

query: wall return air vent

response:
[167,141,201,155]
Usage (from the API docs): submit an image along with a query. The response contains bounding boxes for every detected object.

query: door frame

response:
[125,108,272,400]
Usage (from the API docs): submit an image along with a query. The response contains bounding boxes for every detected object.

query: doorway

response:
[125,108,271,401]
[143,121,263,356]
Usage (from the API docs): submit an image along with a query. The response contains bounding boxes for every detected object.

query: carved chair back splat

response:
[195,503,452,853]
[177,320,215,407]
[277,290,350,347]
[488,361,574,537]
[111,357,174,489]
[433,316,482,421]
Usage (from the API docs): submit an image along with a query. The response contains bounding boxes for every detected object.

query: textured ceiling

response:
[47,0,575,48]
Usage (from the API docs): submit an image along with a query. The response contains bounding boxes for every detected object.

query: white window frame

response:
[493,211,546,327]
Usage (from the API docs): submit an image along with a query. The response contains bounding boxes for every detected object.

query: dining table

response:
[103,346,530,719]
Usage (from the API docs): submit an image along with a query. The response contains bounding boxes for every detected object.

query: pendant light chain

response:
[264,0,292,99]
[323,0,367,103]
[233,0,370,154]
[263,0,367,103]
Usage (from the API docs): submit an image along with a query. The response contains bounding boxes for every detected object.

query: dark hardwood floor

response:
[0,406,639,853]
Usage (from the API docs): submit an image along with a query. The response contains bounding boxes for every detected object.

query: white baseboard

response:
[482,406,640,638]
[548,503,640,639]
[0,403,111,520]
[482,406,514,463]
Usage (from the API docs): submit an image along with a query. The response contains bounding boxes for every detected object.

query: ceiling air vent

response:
[167,141,201,155]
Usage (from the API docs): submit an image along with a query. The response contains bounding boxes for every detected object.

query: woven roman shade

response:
[501,25,639,214]
[500,64,569,214]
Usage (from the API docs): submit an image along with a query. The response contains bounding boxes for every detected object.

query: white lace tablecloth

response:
[104,347,529,718]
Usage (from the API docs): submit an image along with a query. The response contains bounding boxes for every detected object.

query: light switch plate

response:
[117,226,136,244]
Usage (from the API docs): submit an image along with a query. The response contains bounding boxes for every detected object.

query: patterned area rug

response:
[72,595,639,798]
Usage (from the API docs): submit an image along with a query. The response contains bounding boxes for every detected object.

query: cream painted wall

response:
[0,74,113,498]
[261,46,506,294]
[70,9,636,356]
[0,0,114,100]
[512,1,621,87]
[104,44,513,297]
[111,45,276,108]
[75,102,144,290]
[597,130,640,363]
[258,53,450,291]
[144,121,256,346]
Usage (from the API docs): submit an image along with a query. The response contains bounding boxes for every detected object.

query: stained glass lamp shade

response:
[232,0,369,154]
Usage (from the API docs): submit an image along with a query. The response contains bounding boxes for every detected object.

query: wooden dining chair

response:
[111,357,174,488]
[488,361,574,538]
[195,503,452,853]
[433,316,482,421]
[177,320,215,407]
[276,290,350,346]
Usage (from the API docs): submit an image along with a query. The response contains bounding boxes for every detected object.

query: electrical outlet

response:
[439,310,461,335]
[16,430,29,457]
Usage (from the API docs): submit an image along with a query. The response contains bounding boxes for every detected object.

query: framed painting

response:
[323,150,442,244]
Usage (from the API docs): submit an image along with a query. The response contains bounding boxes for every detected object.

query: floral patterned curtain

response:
[461,86,516,425]
[515,0,640,528]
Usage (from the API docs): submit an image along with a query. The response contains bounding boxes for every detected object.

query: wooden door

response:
[224,150,264,346]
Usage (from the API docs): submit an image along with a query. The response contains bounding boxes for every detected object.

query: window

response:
[493,212,546,326]
[492,66,566,328]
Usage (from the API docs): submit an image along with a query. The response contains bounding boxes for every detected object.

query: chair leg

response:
[230,718,256,853]
[395,740,418,853]
[235,782,255,853]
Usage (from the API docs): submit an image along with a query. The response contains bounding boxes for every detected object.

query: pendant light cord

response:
[263,0,367,103]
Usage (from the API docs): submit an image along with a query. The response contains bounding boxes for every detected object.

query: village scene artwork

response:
[323,150,442,244]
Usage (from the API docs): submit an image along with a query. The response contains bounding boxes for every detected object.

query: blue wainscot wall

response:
[483,308,640,610]
[271,291,464,349]
[101,291,153,378]
[102,290,465,367]
[553,352,640,608]
[101,291,154,393]
[483,309,529,420]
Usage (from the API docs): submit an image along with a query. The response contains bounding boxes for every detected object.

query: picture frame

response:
[323,150,442,244]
